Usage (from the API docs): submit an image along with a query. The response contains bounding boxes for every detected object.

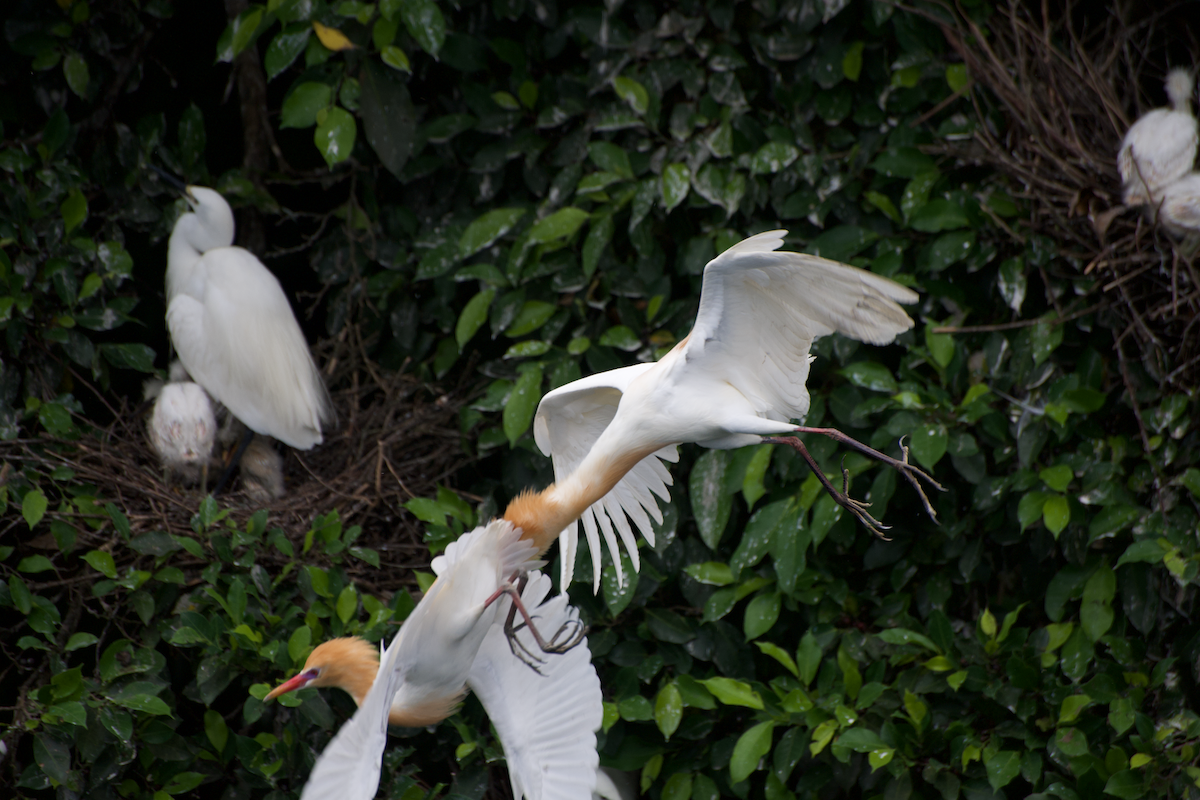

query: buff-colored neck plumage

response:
[300,637,461,727]
[502,441,662,555]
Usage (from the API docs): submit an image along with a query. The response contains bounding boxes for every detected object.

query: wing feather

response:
[467,572,601,800]
[536,364,676,588]
[300,634,405,800]
[681,230,916,422]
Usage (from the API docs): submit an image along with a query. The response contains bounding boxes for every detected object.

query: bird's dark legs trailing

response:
[213,428,254,495]
[763,430,944,535]
[484,575,588,673]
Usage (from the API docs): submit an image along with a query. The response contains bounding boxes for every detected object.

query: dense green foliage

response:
[2,1,1200,799]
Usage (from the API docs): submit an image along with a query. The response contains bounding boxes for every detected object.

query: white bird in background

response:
[1118,68,1198,207]
[157,172,334,490]
[266,520,600,800]
[240,434,285,505]
[1157,171,1200,237]
[503,230,943,590]
[144,370,216,488]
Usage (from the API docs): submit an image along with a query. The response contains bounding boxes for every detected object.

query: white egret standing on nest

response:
[502,230,943,590]
[266,520,599,800]
[156,170,334,491]
[1118,68,1198,207]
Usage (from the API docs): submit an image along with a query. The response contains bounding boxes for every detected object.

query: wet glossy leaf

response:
[61,188,87,234]
[528,207,589,244]
[985,750,1020,792]
[613,76,649,114]
[750,142,800,175]
[360,61,415,177]
[839,361,897,393]
[601,550,639,617]
[456,289,495,347]
[1081,563,1115,641]
[23,489,48,528]
[1103,770,1145,800]
[909,422,948,468]
[399,0,446,57]
[690,451,732,550]
[265,25,311,79]
[730,721,775,783]
[1042,494,1070,537]
[911,199,969,232]
[461,209,526,258]
[1055,727,1089,757]
[281,82,332,128]
[871,147,936,178]
[700,677,763,709]
[63,53,89,97]
[655,683,683,739]
[743,592,780,640]
[503,364,542,446]
[314,106,356,166]
[662,163,690,211]
[998,257,1026,313]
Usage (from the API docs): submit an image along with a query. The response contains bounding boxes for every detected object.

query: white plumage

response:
[165,185,334,450]
[1118,68,1198,207]
[1157,171,1200,235]
[299,631,406,800]
[520,230,921,590]
[146,379,216,485]
[467,570,601,800]
[288,520,601,800]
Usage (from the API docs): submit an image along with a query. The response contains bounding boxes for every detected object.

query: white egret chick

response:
[503,230,942,590]
[240,434,285,504]
[267,521,599,800]
[1158,171,1200,236]
[145,378,216,487]
[1118,68,1198,207]
[160,175,334,487]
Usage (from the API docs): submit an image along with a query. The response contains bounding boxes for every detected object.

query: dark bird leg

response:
[213,427,254,495]
[485,576,589,673]
[763,429,944,534]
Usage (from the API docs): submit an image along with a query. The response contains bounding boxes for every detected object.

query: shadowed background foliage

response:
[2,0,1199,799]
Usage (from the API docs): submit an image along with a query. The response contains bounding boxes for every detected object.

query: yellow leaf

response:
[313,21,355,51]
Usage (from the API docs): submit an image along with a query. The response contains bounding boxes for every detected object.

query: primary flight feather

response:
[503,230,940,590]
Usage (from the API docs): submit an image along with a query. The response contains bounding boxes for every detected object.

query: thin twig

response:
[933,301,1107,333]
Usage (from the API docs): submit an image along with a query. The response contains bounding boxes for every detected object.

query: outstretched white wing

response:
[467,571,601,800]
[300,632,406,800]
[534,364,678,589]
[679,230,917,424]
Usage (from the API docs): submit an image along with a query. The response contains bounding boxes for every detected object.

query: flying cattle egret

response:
[144,375,216,488]
[1118,68,1198,207]
[157,173,334,488]
[503,230,943,589]
[266,520,599,800]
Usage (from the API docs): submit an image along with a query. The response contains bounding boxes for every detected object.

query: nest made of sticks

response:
[934,0,1200,391]
[7,348,469,597]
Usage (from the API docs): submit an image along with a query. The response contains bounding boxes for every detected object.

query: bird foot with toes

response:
[763,430,945,534]
[488,577,588,673]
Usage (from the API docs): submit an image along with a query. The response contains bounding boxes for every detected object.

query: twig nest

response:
[1118,68,1198,206]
